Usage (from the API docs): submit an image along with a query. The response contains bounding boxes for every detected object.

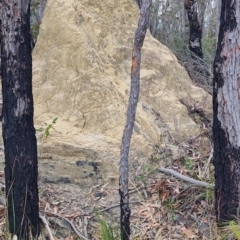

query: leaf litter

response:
[0,127,236,239]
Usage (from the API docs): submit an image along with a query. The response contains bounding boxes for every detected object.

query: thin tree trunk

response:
[150,0,160,37]
[184,0,203,59]
[216,0,221,47]
[197,0,208,30]
[213,0,240,222]
[0,0,1,46]
[1,0,39,239]
[161,0,170,44]
[119,0,151,239]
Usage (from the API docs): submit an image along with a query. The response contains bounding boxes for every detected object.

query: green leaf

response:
[135,174,144,181]
[143,165,152,172]
[45,129,49,138]
[52,117,58,124]
[36,127,44,132]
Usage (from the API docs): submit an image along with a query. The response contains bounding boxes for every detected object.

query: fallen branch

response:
[43,211,89,240]
[159,167,213,188]
[39,213,54,240]
[86,201,142,223]
[86,201,143,233]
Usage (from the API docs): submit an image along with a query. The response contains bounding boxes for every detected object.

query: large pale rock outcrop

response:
[33,0,211,173]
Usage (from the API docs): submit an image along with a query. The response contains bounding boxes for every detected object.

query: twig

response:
[87,201,143,225]
[85,201,143,233]
[128,183,160,195]
[43,211,89,240]
[138,181,147,198]
[90,200,142,217]
[159,167,213,188]
[83,216,88,239]
[39,213,54,240]
[203,148,213,177]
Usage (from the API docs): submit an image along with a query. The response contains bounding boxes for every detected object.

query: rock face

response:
[33,0,211,175]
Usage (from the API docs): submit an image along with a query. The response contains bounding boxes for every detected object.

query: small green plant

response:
[36,117,58,139]
[229,220,240,240]
[205,187,214,201]
[163,199,177,222]
[99,218,119,240]
[30,24,40,40]
[135,164,157,182]
[183,157,195,170]
[150,152,161,161]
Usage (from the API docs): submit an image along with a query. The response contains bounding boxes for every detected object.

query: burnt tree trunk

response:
[184,0,203,59]
[213,0,240,222]
[135,0,142,9]
[119,0,151,239]
[1,0,39,239]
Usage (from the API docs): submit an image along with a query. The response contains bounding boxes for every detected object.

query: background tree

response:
[1,0,39,239]
[161,0,170,44]
[184,0,204,59]
[149,0,160,37]
[0,0,2,76]
[213,0,240,222]
[216,0,221,46]
[30,0,47,43]
[0,0,1,45]
[148,0,216,88]
[119,0,151,239]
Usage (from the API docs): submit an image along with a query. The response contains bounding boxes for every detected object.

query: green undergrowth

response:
[36,117,58,139]
[98,216,121,240]
[99,219,118,240]
[229,221,240,240]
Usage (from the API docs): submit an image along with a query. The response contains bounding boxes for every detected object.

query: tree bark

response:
[216,0,221,47]
[161,0,170,44]
[119,0,151,239]
[1,0,39,239]
[184,0,203,59]
[150,0,160,37]
[0,0,2,46]
[197,0,208,30]
[135,0,142,9]
[213,0,240,222]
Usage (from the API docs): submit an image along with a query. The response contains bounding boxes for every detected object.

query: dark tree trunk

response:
[119,0,151,239]
[184,0,203,59]
[1,0,39,239]
[213,0,240,222]
[135,0,142,9]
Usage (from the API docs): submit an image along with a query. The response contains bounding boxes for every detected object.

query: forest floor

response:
[0,92,236,239]
[0,126,237,240]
